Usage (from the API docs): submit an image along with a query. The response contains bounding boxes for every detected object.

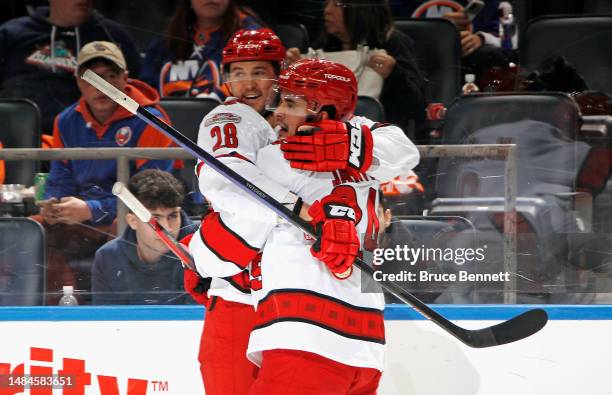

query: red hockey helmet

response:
[222,28,286,66]
[273,58,358,121]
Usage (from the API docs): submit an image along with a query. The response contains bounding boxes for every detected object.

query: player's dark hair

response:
[317,0,394,50]
[164,0,264,62]
[128,169,185,210]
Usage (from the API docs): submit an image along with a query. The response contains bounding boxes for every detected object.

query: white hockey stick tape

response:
[112,182,152,222]
[81,69,139,114]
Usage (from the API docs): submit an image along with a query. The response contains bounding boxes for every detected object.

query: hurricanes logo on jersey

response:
[115,126,132,146]
[205,113,242,127]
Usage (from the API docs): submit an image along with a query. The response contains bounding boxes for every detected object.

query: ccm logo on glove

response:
[326,204,356,220]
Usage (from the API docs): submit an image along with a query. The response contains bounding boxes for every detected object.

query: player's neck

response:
[265,112,276,125]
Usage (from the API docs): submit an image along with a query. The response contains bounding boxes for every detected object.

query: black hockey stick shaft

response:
[82,70,547,347]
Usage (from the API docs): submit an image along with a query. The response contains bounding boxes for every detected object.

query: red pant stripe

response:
[254,289,385,344]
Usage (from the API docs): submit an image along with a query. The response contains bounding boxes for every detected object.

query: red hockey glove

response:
[308,186,362,279]
[280,120,373,173]
[180,233,211,305]
[184,269,211,305]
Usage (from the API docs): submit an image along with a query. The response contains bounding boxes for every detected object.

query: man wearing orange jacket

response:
[34,41,174,303]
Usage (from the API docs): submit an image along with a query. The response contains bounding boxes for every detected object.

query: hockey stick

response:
[83,69,548,348]
[112,181,197,272]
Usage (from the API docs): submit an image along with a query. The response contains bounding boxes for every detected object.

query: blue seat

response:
[0,99,41,185]
[436,92,583,198]
[521,15,612,95]
[0,218,45,305]
[432,92,595,302]
[273,23,309,53]
[355,96,385,122]
[159,97,220,211]
[394,18,461,108]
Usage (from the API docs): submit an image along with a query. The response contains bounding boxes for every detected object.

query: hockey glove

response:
[180,233,211,305]
[184,269,211,305]
[280,120,373,173]
[308,185,362,279]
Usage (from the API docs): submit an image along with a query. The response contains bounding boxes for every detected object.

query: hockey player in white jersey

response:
[184,28,288,395]
[191,57,419,394]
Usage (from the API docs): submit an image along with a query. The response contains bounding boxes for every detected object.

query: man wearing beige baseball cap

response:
[33,40,176,304]
[76,41,128,72]
[74,41,129,123]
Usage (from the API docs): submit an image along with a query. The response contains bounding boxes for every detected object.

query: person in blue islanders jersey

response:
[139,0,263,99]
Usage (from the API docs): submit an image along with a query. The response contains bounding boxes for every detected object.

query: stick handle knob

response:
[112,182,151,222]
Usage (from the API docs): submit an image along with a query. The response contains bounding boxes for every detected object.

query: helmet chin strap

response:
[305,114,320,123]
[305,111,324,123]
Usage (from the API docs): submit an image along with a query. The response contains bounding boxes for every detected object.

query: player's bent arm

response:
[189,210,273,278]
[196,103,296,223]
[352,116,420,182]
[197,156,298,224]
[280,116,419,181]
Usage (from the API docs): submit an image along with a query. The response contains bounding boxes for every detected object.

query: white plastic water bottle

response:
[499,1,517,51]
[462,74,480,95]
[58,285,79,306]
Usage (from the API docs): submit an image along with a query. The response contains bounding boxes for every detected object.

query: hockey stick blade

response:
[82,69,548,347]
[359,262,548,347]
[457,308,548,348]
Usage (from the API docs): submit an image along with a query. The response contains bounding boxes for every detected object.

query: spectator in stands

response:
[34,41,174,303]
[287,0,426,138]
[443,1,511,73]
[396,0,510,77]
[140,0,263,99]
[92,169,197,305]
[0,0,141,134]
